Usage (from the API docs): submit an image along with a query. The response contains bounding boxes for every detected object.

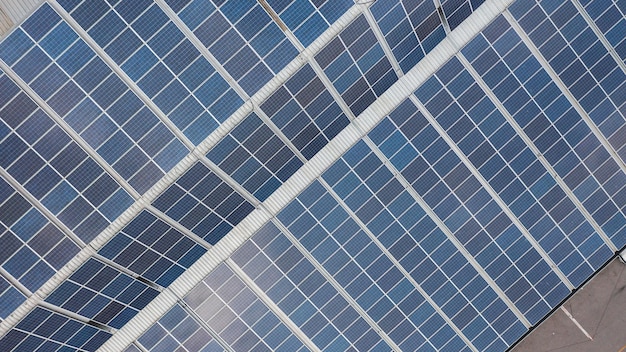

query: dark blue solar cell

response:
[50,142,88,177]
[30,64,67,100]
[8,149,45,183]
[0,231,22,264]
[138,63,174,97]
[148,22,185,57]
[83,173,120,206]
[92,75,127,109]
[163,40,199,75]
[106,29,143,64]
[107,91,143,126]
[57,196,93,229]
[22,4,61,41]
[72,0,110,30]
[25,165,62,199]
[1,91,38,129]
[165,0,192,13]
[48,81,85,116]
[115,0,152,22]
[39,22,78,58]
[0,29,33,65]
[57,40,94,76]
[34,125,72,161]
[0,134,28,168]
[89,11,126,47]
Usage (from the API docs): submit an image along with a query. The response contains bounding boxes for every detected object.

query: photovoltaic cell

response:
[260,64,350,160]
[265,0,353,47]
[369,99,570,324]
[369,0,445,72]
[207,112,303,201]
[0,72,133,243]
[45,258,160,330]
[315,15,398,116]
[0,176,80,294]
[0,275,26,321]
[152,162,255,245]
[166,0,299,96]
[98,210,207,287]
[440,0,485,30]
[0,4,189,194]
[279,178,502,350]
[138,303,225,352]
[462,14,626,248]
[0,306,112,352]
[58,0,244,145]
[415,55,612,286]
[183,262,309,351]
[232,222,393,351]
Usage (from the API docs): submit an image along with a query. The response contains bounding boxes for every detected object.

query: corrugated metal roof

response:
[0,0,44,38]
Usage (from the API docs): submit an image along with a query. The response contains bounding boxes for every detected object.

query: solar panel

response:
[0,0,624,351]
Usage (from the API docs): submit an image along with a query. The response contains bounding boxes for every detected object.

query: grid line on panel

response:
[571,0,626,74]
[96,2,515,349]
[355,136,532,328]
[0,59,141,201]
[0,163,86,250]
[362,8,403,77]
[313,176,481,351]
[504,6,626,172]
[574,0,626,64]
[408,94,575,290]
[153,0,249,100]
[47,0,197,152]
[269,219,403,351]
[501,11,626,247]
[225,259,321,352]
[414,51,613,285]
[0,3,190,195]
[456,52,618,255]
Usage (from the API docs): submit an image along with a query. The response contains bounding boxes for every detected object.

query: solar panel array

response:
[0,0,624,351]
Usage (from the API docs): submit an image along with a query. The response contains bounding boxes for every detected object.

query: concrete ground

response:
[512,258,626,352]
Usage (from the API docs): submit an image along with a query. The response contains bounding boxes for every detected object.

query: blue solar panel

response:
[182,263,309,351]
[0,307,112,352]
[58,0,244,145]
[260,64,350,159]
[0,178,80,294]
[232,222,393,351]
[45,258,160,330]
[152,162,255,245]
[415,55,612,285]
[0,4,190,194]
[138,303,225,351]
[369,99,570,324]
[1,0,625,350]
[462,13,626,248]
[98,210,207,287]
[167,0,299,95]
[315,15,398,116]
[369,0,444,72]
[207,112,303,201]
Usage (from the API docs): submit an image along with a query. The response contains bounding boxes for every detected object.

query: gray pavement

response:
[512,258,626,352]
